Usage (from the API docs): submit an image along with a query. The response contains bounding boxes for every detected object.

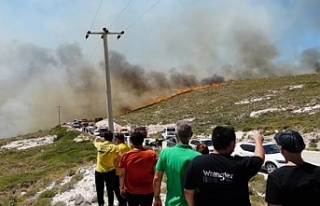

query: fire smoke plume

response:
[1,1,320,138]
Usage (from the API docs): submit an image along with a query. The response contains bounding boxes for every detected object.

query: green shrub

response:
[25,188,38,197]
[310,139,318,143]
[309,142,318,148]
[249,174,266,195]
[0,196,18,206]
[68,169,76,176]
[71,173,84,182]
[60,182,74,193]
[39,189,57,198]
[250,195,266,206]
[243,127,252,132]
[34,198,52,206]
[307,147,320,151]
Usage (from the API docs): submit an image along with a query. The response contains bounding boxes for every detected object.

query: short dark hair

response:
[196,143,209,155]
[176,120,192,139]
[211,125,236,150]
[115,133,125,141]
[103,130,113,141]
[130,132,144,146]
[274,129,305,153]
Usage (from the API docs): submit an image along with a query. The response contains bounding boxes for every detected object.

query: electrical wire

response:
[79,0,105,54]
[88,0,133,59]
[87,0,162,60]
[125,0,161,31]
[110,0,134,29]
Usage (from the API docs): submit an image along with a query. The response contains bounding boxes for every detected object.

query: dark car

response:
[99,128,109,137]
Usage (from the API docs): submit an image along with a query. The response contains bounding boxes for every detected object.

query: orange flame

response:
[127,81,237,113]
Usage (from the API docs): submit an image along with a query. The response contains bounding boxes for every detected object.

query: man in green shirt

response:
[153,120,201,206]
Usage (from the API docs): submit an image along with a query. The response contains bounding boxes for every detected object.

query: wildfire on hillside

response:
[123,81,238,114]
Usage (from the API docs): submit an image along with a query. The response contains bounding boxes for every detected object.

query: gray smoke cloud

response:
[1,1,320,138]
[300,48,320,73]
[0,44,226,139]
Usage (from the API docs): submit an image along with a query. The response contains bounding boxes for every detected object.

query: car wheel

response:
[265,162,277,174]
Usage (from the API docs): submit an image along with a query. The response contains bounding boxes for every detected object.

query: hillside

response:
[0,73,319,206]
[116,73,320,135]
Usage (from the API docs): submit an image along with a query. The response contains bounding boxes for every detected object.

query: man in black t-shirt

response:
[184,125,265,206]
[265,130,320,206]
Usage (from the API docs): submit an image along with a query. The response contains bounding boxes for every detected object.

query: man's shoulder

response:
[118,143,130,150]
[104,142,118,148]
[160,146,174,153]
[143,148,157,155]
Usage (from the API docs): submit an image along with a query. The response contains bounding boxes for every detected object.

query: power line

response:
[103,0,162,53]
[89,0,105,30]
[88,0,133,60]
[110,0,133,29]
[65,0,105,94]
[125,0,161,31]
[80,0,105,54]
[87,0,162,62]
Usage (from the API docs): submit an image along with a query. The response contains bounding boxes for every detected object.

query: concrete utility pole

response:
[85,28,124,133]
[57,105,62,125]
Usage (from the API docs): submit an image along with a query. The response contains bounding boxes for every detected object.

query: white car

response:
[161,127,176,140]
[189,138,214,153]
[118,127,131,142]
[232,141,287,174]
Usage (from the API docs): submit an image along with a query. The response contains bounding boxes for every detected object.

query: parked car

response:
[166,137,177,147]
[93,127,109,137]
[71,121,81,129]
[161,126,176,139]
[118,127,131,142]
[189,137,214,153]
[232,141,287,174]
[85,125,95,134]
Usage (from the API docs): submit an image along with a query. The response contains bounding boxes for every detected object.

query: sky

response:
[0,0,320,138]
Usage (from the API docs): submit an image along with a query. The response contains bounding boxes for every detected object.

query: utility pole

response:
[85,28,124,133]
[57,105,62,125]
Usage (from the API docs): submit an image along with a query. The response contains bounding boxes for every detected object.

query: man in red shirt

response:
[119,132,158,206]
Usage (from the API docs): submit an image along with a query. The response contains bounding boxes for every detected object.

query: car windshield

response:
[264,144,280,154]
[201,140,213,146]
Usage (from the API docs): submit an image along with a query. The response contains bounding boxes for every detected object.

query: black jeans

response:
[125,191,154,206]
[95,169,116,206]
[114,175,127,206]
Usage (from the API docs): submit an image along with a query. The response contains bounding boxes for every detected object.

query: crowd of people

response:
[93,121,320,206]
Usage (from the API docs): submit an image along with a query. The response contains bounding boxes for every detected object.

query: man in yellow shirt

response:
[114,133,131,206]
[93,131,119,206]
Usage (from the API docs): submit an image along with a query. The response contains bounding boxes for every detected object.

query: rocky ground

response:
[50,165,166,206]
[1,124,319,206]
